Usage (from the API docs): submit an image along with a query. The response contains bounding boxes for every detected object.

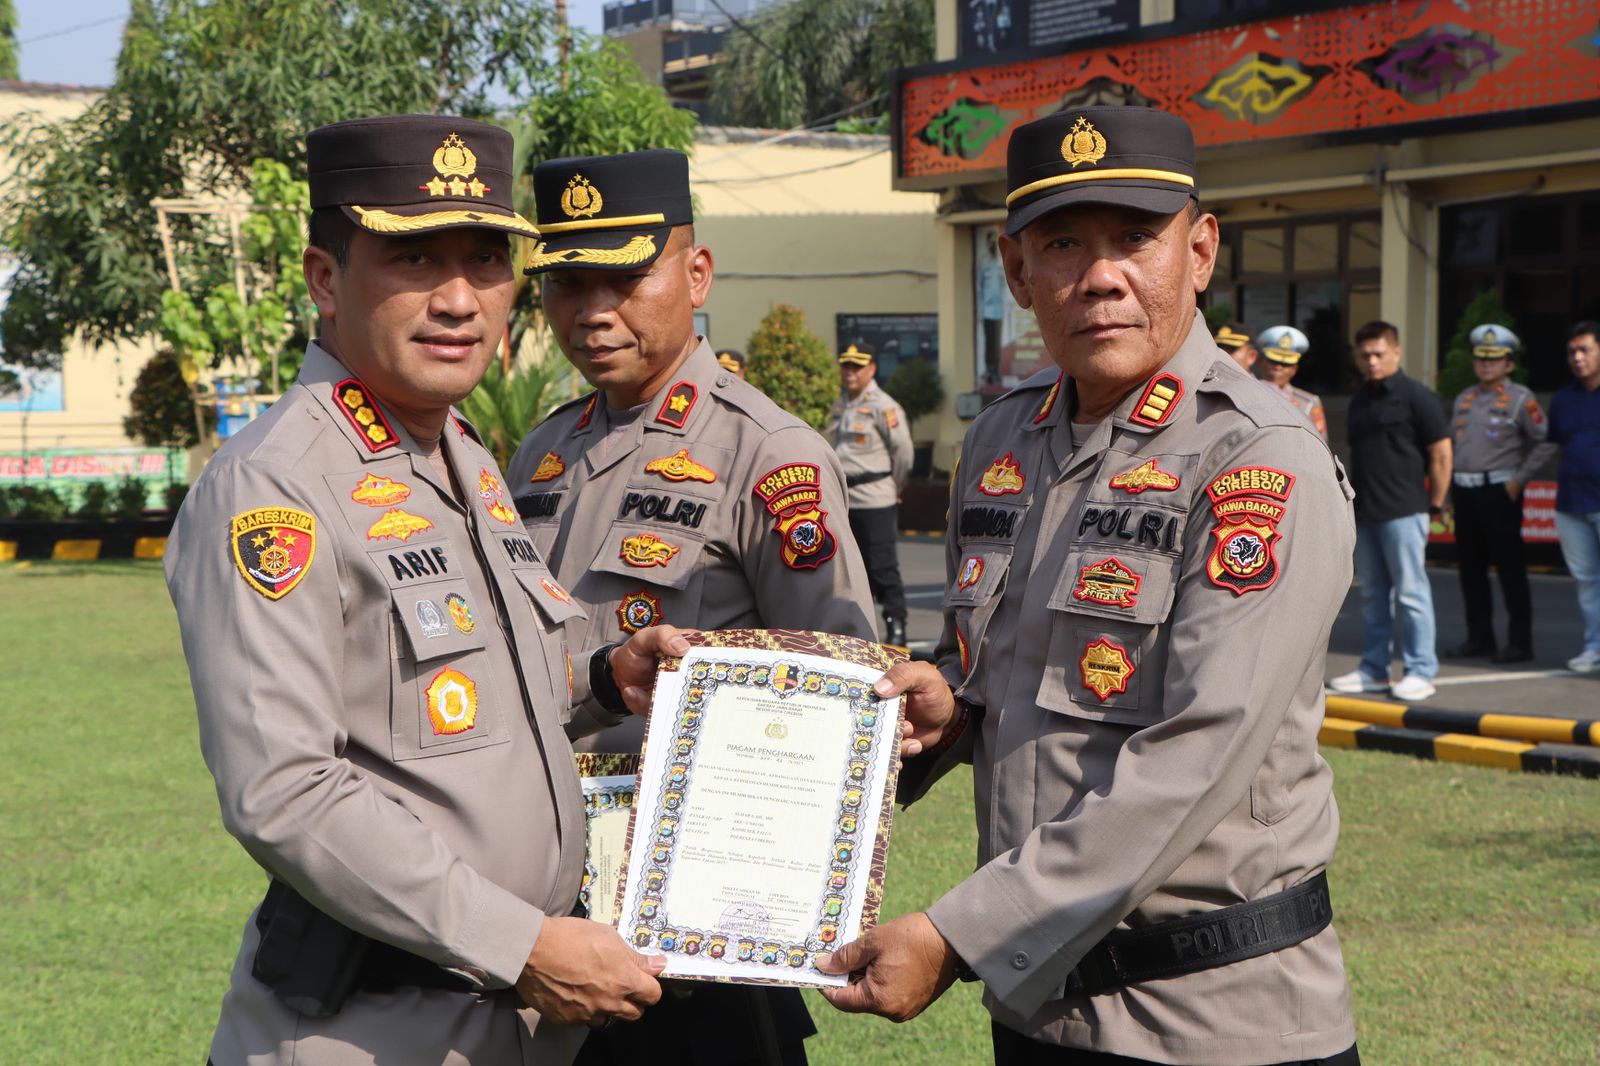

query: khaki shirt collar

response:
[582,336,718,478]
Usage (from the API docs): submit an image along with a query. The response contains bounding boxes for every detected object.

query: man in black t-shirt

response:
[1329,320,1452,701]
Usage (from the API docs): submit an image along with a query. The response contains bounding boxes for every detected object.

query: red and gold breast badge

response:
[365,508,434,542]
[620,532,681,568]
[540,576,572,604]
[477,468,518,525]
[426,666,479,735]
[644,449,717,484]
[231,507,316,600]
[617,590,664,633]
[751,463,838,570]
[978,453,1025,496]
[1072,557,1141,608]
[1203,465,1293,596]
[1109,459,1180,495]
[529,452,565,483]
[350,473,411,506]
[1080,638,1134,701]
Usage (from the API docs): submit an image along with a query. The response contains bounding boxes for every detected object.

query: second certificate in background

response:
[616,631,903,987]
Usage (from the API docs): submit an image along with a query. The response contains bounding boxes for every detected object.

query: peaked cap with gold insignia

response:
[1470,324,1521,359]
[1006,105,1197,235]
[838,344,875,367]
[1213,321,1253,352]
[1258,325,1310,366]
[524,149,693,274]
[307,115,536,238]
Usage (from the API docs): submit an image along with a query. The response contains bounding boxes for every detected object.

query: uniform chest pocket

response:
[387,581,511,762]
[1035,551,1182,728]
[944,547,1013,689]
[590,521,709,592]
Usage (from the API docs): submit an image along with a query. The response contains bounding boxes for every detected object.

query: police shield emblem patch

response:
[231,507,316,600]
[1207,514,1280,595]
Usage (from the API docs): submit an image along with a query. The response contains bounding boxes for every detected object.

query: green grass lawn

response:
[2,561,1596,1064]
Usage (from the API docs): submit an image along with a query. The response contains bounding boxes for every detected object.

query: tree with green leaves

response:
[1438,290,1521,400]
[708,0,933,130]
[745,304,836,429]
[884,357,943,426]
[0,0,558,376]
[0,0,18,82]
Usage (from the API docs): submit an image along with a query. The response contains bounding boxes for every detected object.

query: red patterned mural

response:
[896,0,1600,187]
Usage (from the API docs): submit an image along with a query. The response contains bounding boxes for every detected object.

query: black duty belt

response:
[356,939,476,994]
[1065,873,1331,996]
[845,470,890,488]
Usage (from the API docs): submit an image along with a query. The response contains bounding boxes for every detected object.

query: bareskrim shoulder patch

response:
[232,507,316,600]
[332,379,399,452]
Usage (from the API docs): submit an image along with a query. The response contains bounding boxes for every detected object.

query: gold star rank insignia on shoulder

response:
[333,379,399,452]
[231,507,316,600]
[1109,459,1180,494]
[529,451,566,483]
[655,382,698,428]
[644,449,717,484]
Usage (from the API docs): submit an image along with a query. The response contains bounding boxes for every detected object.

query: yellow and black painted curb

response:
[1321,715,1600,778]
[1324,695,1599,747]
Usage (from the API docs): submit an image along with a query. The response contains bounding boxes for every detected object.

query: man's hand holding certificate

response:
[592,630,905,989]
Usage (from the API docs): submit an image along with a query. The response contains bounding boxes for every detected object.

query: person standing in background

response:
[1212,320,1258,372]
[716,348,747,379]
[1329,320,1451,702]
[1444,325,1555,663]
[828,343,915,647]
[1549,321,1600,674]
[1257,325,1329,444]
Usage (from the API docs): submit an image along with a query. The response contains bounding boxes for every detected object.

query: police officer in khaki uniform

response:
[506,148,877,1066]
[1446,324,1556,662]
[1211,320,1257,372]
[167,116,676,1066]
[821,106,1360,1066]
[827,343,916,646]
[1258,325,1329,443]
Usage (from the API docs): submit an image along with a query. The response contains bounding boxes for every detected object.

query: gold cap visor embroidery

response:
[350,204,538,236]
[525,234,659,270]
[1006,167,1196,207]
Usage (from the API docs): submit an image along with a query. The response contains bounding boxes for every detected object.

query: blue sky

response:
[15,0,611,87]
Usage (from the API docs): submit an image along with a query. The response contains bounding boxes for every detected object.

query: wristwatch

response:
[589,643,630,716]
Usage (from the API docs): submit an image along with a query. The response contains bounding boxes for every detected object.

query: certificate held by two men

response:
[576,630,904,988]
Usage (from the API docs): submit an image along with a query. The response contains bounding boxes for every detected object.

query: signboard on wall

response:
[1429,481,1558,545]
[835,313,938,382]
[0,449,185,510]
[959,0,1136,58]
[901,1,1600,188]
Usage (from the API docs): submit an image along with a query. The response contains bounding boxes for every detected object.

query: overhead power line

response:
[20,13,128,46]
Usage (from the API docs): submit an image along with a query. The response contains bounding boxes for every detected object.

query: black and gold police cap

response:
[307,115,536,238]
[524,149,693,274]
[1006,106,1197,235]
[1213,322,1253,352]
[838,344,875,367]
